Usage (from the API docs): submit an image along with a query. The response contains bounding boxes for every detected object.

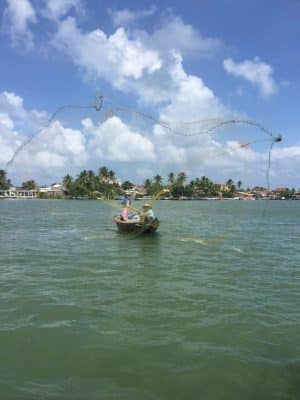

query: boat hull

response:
[114,217,160,234]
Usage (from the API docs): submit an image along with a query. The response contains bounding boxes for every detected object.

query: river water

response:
[0,199,299,399]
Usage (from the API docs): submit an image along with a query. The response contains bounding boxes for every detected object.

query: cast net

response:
[2,94,282,247]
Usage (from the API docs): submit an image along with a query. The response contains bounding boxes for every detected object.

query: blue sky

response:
[0,0,299,188]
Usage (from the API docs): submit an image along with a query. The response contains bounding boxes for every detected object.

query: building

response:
[39,184,65,198]
[0,187,38,199]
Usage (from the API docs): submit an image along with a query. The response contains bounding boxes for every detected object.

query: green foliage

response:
[168,172,175,184]
[144,178,151,189]
[22,180,36,190]
[0,169,11,190]
[280,188,293,199]
[62,166,121,199]
[121,181,134,190]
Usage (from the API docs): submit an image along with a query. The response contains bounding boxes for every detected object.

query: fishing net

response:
[2,94,282,247]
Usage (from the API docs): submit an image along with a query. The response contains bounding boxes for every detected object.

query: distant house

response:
[215,183,230,192]
[236,191,256,200]
[0,188,17,198]
[252,186,269,198]
[0,187,38,199]
[272,187,289,199]
[273,187,289,194]
[39,184,65,198]
[132,185,147,199]
[292,192,300,200]
[16,188,38,198]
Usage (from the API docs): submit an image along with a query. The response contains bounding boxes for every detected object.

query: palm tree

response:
[237,180,242,189]
[177,171,187,196]
[154,174,163,186]
[108,169,116,181]
[177,171,187,186]
[168,172,175,184]
[144,178,151,189]
[63,174,73,189]
[99,166,109,182]
[87,170,96,190]
[226,178,234,187]
[22,180,37,190]
[122,180,134,190]
[78,170,89,186]
[0,169,10,189]
[226,178,236,197]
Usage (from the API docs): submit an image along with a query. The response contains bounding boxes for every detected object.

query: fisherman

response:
[122,192,132,207]
[142,203,155,222]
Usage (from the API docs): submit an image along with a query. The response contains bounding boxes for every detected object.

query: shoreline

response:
[1,196,299,201]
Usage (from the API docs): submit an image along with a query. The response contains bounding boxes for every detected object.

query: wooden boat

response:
[113,216,160,234]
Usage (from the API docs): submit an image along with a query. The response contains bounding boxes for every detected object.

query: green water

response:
[0,200,299,399]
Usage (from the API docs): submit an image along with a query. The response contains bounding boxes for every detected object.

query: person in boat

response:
[129,212,140,221]
[120,207,129,221]
[119,193,133,221]
[122,192,131,207]
[142,203,155,222]
[119,206,140,222]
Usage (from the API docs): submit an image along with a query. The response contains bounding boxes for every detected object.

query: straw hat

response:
[143,203,151,208]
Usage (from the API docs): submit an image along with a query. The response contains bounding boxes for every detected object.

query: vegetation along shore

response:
[0,167,299,201]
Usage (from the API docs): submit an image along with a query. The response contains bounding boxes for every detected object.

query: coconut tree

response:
[63,174,73,190]
[78,170,89,186]
[226,178,236,197]
[154,174,163,186]
[176,171,187,196]
[22,180,37,190]
[226,178,234,187]
[108,169,116,181]
[99,166,109,182]
[168,172,175,184]
[87,170,96,190]
[177,171,187,186]
[122,180,134,190]
[144,178,151,188]
[0,169,10,189]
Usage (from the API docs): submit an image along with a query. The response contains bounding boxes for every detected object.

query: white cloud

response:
[1,91,24,109]
[41,0,84,21]
[53,17,162,87]
[137,15,222,58]
[267,145,300,188]
[272,145,300,160]
[2,0,37,50]
[0,91,88,183]
[0,112,14,130]
[0,90,292,188]
[51,17,277,184]
[52,15,223,106]
[82,116,156,163]
[108,5,156,27]
[38,120,87,159]
[0,7,290,187]
[223,57,277,98]
[158,52,230,121]
[33,151,66,169]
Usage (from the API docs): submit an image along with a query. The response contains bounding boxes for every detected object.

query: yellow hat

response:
[143,203,151,208]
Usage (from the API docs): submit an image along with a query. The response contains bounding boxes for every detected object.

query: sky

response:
[0,0,299,188]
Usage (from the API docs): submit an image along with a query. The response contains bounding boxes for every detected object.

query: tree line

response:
[1,168,237,198]
[144,173,240,198]
[1,168,298,199]
[62,167,121,199]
